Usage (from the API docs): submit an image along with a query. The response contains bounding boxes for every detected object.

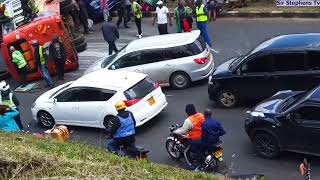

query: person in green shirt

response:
[174,1,192,33]
[131,0,143,38]
[9,46,29,85]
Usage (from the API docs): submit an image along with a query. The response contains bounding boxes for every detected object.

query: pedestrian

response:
[117,0,130,28]
[131,0,143,38]
[0,80,24,131]
[125,0,132,23]
[173,1,192,33]
[9,46,29,86]
[194,0,212,47]
[206,0,216,21]
[102,16,119,55]
[76,0,93,34]
[0,105,20,132]
[49,34,66,81]
[152,1,172,35]
[31,40,54,88]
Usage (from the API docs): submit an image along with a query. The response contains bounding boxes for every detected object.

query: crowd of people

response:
[102,0,215,53]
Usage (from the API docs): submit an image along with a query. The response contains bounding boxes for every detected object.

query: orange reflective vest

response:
[187,113,205,140]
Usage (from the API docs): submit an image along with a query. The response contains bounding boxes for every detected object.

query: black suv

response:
[245,86,320,158]
[208,33,320,108]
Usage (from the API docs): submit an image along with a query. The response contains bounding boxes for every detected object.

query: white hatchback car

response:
[31,70,168,128]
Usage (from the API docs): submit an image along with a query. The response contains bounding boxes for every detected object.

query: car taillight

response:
[154,82,160,89]
[194,57,207,64]
[124,98,141,107]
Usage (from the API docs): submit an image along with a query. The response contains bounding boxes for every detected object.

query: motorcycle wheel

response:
[165,138,182,159]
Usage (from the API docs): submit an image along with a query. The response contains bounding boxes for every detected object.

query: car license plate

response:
[148,96,155,105]
[214,150,223,158]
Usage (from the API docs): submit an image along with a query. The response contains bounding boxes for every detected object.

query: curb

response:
[141,10,320,18]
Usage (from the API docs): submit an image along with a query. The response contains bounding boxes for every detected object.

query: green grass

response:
[0,131,223,179]
[235,2,320,12]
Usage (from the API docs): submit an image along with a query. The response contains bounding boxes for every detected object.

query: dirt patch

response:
[0,159,43,179]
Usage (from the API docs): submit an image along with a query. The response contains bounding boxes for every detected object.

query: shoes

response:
[128,21,132,24]
[138,35,142,39]
[124,25,130,28]
[136,33,143,37]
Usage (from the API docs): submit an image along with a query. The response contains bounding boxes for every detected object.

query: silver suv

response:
[85,30,214,89]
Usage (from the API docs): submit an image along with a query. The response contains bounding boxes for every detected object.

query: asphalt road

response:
[14,18,320,180]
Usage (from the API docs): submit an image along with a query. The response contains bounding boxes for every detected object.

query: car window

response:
[141,50,166,64]
[241,55,271,73]
[57,88,115,102]
[273,52,306,71]
[111,52,141,69]
[307,51,320,70]
[164,46,191,60]
[124,77,155,100]
[293,105,320,121]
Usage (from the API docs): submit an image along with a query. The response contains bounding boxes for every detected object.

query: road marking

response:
[165,94,174,97]
[210,48,220,53]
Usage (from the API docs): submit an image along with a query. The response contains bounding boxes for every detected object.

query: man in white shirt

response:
[152,1,172,35]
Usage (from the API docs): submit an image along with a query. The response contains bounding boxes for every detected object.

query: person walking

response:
[102,16,119,55]
[76,0,93,34]
[31,40,54,88]
[131,0,143,38]
[125,0,132,23]
[174,1,191,33]
[9,46,29,85]
[49,34,66,81]
[195,0,212,47]
[0,105,20,132]
[152,1,172,35]
[206,0,216,21]
[117,0,130,28]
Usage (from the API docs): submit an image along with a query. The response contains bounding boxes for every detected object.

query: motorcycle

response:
[165,124,227,174]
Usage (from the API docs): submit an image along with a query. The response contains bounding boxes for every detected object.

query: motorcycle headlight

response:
[205,155,212,164]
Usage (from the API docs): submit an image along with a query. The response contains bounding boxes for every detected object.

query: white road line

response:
[210,48,220,53]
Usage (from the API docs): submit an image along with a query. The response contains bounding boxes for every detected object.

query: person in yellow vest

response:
[31,40,54,88]
[10,46,29,85]
[130,0,143,38]
[194,0,212,47]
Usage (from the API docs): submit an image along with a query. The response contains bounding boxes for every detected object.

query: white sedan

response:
[31,70,168,128]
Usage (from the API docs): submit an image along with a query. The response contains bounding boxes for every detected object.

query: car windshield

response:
[49,83,72,99]
[124,77,154,100]
[279,93,306,113]
[229,56,243,71]
[101,45,127,68]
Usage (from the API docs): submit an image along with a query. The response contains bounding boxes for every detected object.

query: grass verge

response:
[0,131,223,179]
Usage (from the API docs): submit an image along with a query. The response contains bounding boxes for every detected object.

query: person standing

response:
[152,1,172,35]
[117,0,130,28]
[125,0,132,23]
[101,16,120,55]
[206,0,216,21]
[131,0,143,38]
[195,0,212,47]
[9,46,29,85]
[76,0,93,34]
[31,40,54,88]
[49,34,66,81]
[0,105,20,132]
[173,1,191,33]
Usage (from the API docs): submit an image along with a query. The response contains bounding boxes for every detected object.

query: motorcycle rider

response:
[174,104,205,154]
[105,101,136,155]
[201,108,226,152]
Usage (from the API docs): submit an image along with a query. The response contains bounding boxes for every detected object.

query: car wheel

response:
[37,111,55,128]
[217,89,237,108]
[170,72,191,89]
[75,41,87,52]
[72,34,85,46]
[165,138,182,159]
[253,132,280,159]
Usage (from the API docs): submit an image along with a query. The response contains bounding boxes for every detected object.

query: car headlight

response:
[250,111,265,117]
[32,103,36,109]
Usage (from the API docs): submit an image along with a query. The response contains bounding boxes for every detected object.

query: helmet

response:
[204,108,212,117]
[115,101,126,111]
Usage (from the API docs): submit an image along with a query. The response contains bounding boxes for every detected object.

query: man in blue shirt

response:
[201,108,226,151]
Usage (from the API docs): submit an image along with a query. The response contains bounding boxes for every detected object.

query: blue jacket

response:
[114,112,135,138]
[0,108,20,132]
[201,117,226,145]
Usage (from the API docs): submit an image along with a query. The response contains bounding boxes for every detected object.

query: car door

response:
[271,51,311,91]
[236,52,275,100]
[110,51,144,73]
[140,49,170,84]
[306,51,320,89]
[284,104,320,153]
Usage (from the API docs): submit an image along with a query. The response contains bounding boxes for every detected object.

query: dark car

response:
[208,33,320,108]
[244,86,320,158]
